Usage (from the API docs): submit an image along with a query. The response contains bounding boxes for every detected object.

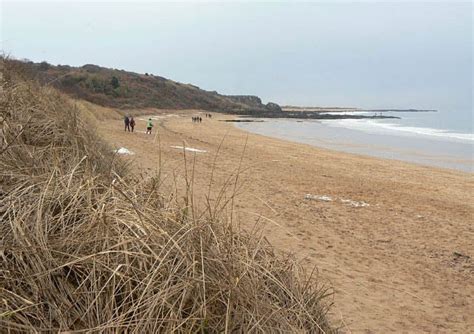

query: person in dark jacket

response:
[124,116,130,132]
[129,117,136,132]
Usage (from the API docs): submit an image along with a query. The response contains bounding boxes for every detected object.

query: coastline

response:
[98,110,474,333]
[234,118,473,172]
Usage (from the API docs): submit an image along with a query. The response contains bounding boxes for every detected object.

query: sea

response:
[235,109,473,172]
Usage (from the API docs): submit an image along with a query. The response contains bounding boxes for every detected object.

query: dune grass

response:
[0,64,336,332]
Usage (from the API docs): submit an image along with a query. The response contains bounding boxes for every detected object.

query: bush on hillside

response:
[39,61,51,71]
[111,76,120,89]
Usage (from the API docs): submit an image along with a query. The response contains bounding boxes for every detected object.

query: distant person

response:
[199,117,202,123]
[146,118,153,134]
[124,116,130,132]
[129,117,136,132]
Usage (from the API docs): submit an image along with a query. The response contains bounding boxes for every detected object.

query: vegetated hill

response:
[5,58,281,113]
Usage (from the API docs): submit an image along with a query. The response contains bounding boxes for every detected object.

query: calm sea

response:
[235,109,473,172]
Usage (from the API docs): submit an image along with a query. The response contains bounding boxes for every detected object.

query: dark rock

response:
[453,252,470,259]
[265,102,282,112]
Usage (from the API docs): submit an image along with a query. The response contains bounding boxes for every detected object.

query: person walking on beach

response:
[124,116,130,132]
[146,118,154,134]
[129,116,136,132]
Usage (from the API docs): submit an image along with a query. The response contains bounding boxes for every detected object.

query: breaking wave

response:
[323,119,474,142]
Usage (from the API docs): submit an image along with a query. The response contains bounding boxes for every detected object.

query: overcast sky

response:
[1,1,472,110]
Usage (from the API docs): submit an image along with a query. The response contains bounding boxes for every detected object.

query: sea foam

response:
[323,119,474,142]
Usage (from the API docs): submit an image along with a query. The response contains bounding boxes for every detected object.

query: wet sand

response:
[235,119,473,172]
[97,110,474,333]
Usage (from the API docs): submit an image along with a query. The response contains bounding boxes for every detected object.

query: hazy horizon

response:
[2,1,472,111]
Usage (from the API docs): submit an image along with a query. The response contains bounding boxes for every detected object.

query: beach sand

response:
[98,110,473,333]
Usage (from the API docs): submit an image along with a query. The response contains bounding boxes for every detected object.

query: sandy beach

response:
[98,110,474,333]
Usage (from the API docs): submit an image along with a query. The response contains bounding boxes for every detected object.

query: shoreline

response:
[231,111,401,120]
[282,107,437,113]
[233,117,473,173]
[97,109,474,333]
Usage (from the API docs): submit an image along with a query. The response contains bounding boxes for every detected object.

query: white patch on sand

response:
[114,147,134,155]
[171,146,207,153]
[305,194,370,207]
[305,194,333,202]
[340,199,370,207]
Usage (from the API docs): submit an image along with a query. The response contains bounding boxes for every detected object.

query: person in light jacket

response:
[146,118,153,134]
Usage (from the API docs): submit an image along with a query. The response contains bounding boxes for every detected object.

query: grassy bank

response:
[4,58,280,113]
[1,62,336,332]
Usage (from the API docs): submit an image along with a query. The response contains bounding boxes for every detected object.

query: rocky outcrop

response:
[265,102,282,112]
[225,95,263,108]
[224,96,282,113]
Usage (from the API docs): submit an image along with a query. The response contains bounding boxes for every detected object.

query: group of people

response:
[124,116,136,132]
[192,113,212,123]
[124,116,154,134]
[124,113,212,133]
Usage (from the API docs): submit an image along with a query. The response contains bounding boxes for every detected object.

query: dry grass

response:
[0,63,336,332]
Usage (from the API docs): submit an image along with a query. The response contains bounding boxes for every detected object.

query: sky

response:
[1,1,472,110]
